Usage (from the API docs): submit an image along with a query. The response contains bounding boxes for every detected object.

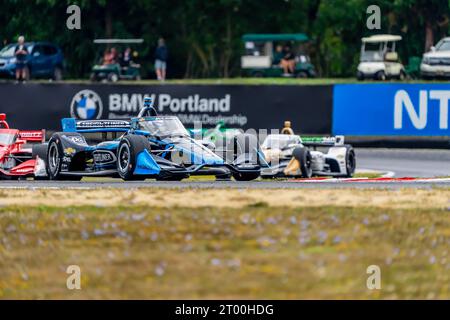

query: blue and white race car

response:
[46,98,265,181]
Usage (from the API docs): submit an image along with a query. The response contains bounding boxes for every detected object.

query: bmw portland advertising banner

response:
[0,83,333,133]
[333,84,450,136]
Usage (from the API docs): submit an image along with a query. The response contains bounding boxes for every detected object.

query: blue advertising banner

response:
[333,84,450,136]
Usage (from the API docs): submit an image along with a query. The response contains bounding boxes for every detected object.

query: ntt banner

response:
[333,84,450,136]
[0,83,332,133]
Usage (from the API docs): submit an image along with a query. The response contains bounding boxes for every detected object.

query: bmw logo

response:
[70,89,103,119]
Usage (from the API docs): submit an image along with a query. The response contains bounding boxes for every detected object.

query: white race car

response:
[260,134,356,178]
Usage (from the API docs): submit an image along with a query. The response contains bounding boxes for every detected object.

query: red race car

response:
[0,113,47,179]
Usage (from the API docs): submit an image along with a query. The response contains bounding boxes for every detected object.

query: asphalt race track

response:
[0,148,449,189]
[356,148,450,178]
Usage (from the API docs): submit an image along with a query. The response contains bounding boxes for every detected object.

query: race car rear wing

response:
[18,130,45,143]
[62,118,130,133]
[301,135,345,147]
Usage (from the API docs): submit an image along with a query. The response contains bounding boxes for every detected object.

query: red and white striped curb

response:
[290,177,450,183]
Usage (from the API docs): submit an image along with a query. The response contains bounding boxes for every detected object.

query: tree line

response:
[0,0,448,79]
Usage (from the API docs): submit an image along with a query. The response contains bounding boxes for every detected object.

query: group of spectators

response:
[102,47,132,67]
[10,35,169,82]
[101,37,168,81]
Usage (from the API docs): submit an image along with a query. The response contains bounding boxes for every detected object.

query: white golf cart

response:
[357,34,406,81]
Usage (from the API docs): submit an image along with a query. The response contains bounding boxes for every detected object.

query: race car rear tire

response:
[344,146,356,178]
[232,133,261,181]
[117,135,151,181]
[292,147,313,178]
[46,135,82,181]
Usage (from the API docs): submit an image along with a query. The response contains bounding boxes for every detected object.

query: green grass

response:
[0,205,448,299]
[20,77,450,86]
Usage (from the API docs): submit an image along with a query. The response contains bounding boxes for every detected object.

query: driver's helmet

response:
[281,121,294,135]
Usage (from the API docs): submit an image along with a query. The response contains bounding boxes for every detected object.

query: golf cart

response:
[241,33,316,78]
[90,39,143,82]
[357,34,406,81]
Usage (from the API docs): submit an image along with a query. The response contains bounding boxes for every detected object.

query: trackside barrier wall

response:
[333,84,450,137]
[0,82,448,146]
[0,83,332,133]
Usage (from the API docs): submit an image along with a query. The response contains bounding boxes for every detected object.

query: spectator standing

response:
[14,36,29,82]
[154,38,167,81]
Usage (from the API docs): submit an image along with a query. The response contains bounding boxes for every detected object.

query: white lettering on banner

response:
[122,94,139,113]
[394,90,427,129]
[109,94,153,112]
[394,90,450,130]
[157,94,231,113]
[109,94,121,111]
[108,93,231,114]
[429,91,450,129]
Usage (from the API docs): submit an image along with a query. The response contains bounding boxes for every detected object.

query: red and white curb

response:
[291,177,450,183]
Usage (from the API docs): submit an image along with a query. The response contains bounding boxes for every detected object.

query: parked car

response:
[420,37,450,79]
[357,34,406,81]
[241,33,316,78]
[0,42,64,80]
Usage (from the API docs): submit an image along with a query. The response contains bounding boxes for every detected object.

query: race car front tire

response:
[344,146,356,178]
[292,147,313,178]
[117,135,151,181]
[46,134,82,181]
[32,143,48,162]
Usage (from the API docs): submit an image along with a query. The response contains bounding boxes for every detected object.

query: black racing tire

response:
[344,145,356,178]
[292,147,313,178]
[32,143,48,162]
[46,134,82,181]
[231,133,261,181]
[117,135,151,181]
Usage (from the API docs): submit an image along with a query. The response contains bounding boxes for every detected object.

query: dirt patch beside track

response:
[0,187,448,209]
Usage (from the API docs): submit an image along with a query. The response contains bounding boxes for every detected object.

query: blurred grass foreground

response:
[0,187,449,299]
